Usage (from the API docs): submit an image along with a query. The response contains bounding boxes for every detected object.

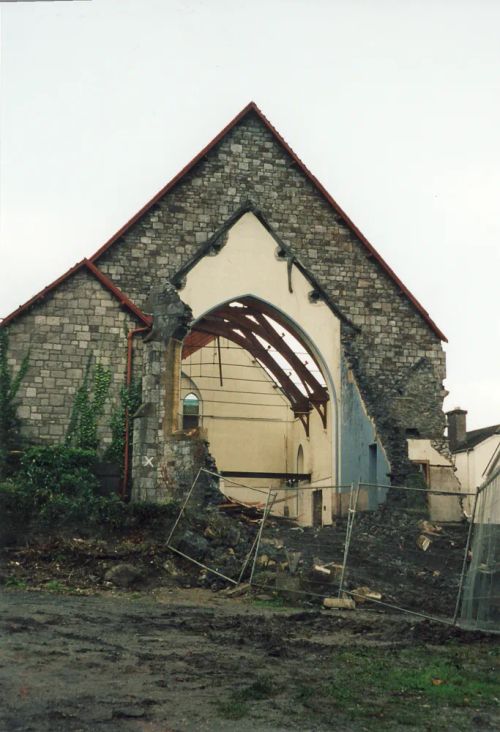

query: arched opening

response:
[182,296,329,436]
[180,295,335,525]
[182,392,200,431]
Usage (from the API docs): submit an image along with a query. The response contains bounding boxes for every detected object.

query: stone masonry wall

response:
[5,270,143,447]
[94,112,447,479]
[3,111,448,486]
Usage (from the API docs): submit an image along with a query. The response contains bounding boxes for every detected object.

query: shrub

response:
[12,445,103,534]
[0,328,29,479]
[0,479,33,544]
[20,445,100,504]
[0,444,180,543]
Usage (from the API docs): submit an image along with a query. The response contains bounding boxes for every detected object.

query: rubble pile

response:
[249,507,469,617]
[1,481,470,620]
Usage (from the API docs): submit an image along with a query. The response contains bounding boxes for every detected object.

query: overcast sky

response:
[0,0,498,430]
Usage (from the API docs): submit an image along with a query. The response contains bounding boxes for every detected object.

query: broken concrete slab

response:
[416,535,432,551]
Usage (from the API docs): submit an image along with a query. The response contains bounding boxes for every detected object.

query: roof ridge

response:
[466,424,500,437]
[1,259,152,328]
[2,101,446,340]
[88,101,446,341]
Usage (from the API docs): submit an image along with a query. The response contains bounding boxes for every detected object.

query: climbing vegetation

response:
[105,379,142,469]
[65,358,112,451]
[0,329,30,478]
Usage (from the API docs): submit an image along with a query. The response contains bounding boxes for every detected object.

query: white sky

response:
[0,0,499,431]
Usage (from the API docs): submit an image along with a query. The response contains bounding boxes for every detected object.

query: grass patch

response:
[5,576,28,590]
[215,699,250,720]
[250,595,293,611]
[292,645,500,730]
[215,674,279,720]
[44,579,67,593]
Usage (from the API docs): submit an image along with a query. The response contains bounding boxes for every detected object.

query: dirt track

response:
[1,588,498,732]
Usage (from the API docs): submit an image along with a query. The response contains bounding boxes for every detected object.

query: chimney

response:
[447,408,467,450]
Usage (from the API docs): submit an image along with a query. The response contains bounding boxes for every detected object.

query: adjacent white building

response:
[448,408,500,493]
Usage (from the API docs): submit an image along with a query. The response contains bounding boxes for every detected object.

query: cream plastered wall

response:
[407,439,454,467]
[179,212,340,525]
[181,340,290,476]
[181,339,334,525]
[407,439,463,522]
[453,436,500,517]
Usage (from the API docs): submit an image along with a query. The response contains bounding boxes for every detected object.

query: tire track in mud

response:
[0,591,494,732]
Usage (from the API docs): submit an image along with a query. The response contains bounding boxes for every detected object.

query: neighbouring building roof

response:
[1,101,446,341]
[454,424,500,452]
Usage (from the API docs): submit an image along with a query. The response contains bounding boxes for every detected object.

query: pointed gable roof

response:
[88,101,446,341]
[2,102,446,341]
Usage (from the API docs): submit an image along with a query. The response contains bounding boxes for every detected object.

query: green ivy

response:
[0,329,30,479]
[65,358,112,451]
[105,379,142,471]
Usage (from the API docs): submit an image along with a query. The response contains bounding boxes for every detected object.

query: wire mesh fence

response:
[460,467,500,632]
[165,468,499,630]
[251,481,476,623]
[166,468,277,586]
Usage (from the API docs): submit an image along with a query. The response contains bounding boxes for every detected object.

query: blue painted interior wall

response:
[340,359,390,508]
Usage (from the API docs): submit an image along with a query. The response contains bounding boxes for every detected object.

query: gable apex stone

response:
[89,101,446,342]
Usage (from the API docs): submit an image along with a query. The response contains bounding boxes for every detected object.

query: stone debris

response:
[418,520,443,536]
[416,535,432,551]
[176,530,209,561]
[352,586,383,604]
[104,563,142,588]
[162,559,179,577]
[323,597,356,610]
[224,582,251,598]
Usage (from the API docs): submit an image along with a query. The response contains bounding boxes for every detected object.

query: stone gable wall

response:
[5,270,143,446]
[94,112,446,476]
[4,112,447,482]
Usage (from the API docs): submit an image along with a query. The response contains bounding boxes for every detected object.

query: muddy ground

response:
[1,588,498,732]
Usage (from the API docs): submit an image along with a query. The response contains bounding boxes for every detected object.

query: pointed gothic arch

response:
[182,295,333,436]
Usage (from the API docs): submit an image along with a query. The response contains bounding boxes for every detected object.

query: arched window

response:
[183,392,200,430]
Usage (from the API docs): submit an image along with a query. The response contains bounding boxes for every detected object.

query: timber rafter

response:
[183,298,329,433]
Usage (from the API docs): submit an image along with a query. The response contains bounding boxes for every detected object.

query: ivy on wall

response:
[65,358,112,451]
[105,379,142,471]
[0,329,30,478]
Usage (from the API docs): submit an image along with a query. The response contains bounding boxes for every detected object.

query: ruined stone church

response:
[2,102,461,524]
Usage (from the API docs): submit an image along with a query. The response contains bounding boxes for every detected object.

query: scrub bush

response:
[0,444,179,543]
[0,329,29,479]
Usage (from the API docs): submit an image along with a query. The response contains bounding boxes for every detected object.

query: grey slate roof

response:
[455,424,500,452]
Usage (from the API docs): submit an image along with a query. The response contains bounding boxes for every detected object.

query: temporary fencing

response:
[460,467,500,632]
[166,468,277,585]
[166,469,498,631]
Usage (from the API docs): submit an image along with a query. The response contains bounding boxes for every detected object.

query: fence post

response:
[338,482,360,598]
[249,489,276,586]
[452,488,479,625]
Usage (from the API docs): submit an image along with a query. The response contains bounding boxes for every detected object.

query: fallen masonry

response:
[1,475,472,625]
